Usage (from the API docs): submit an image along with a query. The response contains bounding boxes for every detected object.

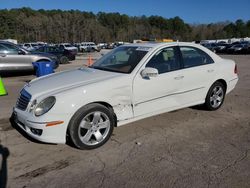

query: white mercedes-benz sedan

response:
[13,42,238,149]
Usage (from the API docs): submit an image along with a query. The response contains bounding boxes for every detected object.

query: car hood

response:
[25,67,121,99]
[30,51,57,58]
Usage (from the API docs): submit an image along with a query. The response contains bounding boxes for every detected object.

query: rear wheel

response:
[60,56,69,64]
[204,81,226,111]
[68,103,114,149]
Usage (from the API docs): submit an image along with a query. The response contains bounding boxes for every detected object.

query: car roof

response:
[123,42,222,61]
[0,41,13,44]
[0,41,18,46]
[123,42,201,49]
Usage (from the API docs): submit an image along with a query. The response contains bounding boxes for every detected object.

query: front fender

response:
[51,78,134,123]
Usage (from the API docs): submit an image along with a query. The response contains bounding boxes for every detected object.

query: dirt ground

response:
[0,54,250,188]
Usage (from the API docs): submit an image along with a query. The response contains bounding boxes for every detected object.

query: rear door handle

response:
[207,69,214,73]
[174,76,184,80]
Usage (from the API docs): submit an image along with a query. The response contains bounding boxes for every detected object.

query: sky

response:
[0,0,249,24]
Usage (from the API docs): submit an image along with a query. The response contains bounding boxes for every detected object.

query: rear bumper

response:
[227,77,238,94]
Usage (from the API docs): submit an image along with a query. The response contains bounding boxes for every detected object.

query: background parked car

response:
[21,43,40,51]
[58,43,78,51]
[106,42,115,49]
[34,45,75,64]
[214,43,229,53]
[97,43,108,49]
[201,43,218,53]
[29,50,60,66]
[79,42,100,52]
[57,43,77,59]
[0,41,58,73]
[113,41,124,48]
[227,44,249,54]
[73,43,81,52]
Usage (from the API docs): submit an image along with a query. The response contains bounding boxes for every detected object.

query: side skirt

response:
[117,100,205,127]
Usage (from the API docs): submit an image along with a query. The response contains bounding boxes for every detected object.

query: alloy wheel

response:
[78,111,110,146]
[209,86,224,108]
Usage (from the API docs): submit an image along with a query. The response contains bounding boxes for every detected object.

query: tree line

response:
[0,7,249,43]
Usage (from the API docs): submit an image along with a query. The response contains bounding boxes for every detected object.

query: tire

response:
[68,103,114,149]
[60,56,69,64]
[204,81,226,111]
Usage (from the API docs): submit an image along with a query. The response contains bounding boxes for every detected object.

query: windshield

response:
[90,46,149,73]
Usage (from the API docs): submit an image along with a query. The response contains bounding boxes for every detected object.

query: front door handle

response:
[174,76,184,80]
[207,69,214,73]
[0,54,6,57]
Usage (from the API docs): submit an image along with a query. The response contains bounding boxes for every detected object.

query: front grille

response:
[16,89,31,111]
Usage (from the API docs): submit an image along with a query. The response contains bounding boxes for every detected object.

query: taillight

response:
[234,64,238,74]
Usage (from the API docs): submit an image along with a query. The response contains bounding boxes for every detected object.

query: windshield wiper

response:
[90,66,110,71]
[90,66,125,73]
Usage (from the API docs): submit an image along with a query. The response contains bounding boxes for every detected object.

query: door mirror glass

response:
[18,50,25,55]
[141,67,158,78]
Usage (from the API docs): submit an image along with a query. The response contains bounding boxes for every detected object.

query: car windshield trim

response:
[90,65,129,74]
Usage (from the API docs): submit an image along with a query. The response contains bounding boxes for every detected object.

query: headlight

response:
[34,96,56,116]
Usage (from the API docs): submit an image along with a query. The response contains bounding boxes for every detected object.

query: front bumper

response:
[13,107,69,144]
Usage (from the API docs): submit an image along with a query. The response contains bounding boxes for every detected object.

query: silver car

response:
[0,41,58,73]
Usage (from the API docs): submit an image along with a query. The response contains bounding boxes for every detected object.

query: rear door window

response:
[180,46,214,68]
[0,44,8,53]
[1,43,19,54]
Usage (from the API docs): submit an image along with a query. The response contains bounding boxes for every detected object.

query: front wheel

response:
[68,104,114,149]
[204,82,226,111]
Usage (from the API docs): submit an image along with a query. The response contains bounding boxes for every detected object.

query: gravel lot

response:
[0,54,250,188]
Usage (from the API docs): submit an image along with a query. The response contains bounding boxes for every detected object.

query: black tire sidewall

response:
[60,56,69,64]
[205,82,226,111]
[68,104,114,149]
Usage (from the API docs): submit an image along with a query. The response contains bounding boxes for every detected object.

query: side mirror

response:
[18,50,25,55]
[141,67,158,78]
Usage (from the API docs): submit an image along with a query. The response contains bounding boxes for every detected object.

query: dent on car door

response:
[178,46,216,104]
[133,46,183,117]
